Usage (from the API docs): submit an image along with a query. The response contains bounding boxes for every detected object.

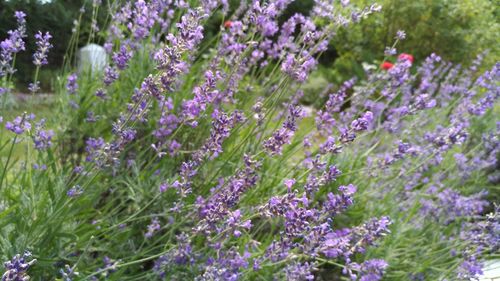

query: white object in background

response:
[78,43,107,74]
[479,260,500,281]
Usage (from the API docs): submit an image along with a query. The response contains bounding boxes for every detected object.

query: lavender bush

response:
[0,1,498,280]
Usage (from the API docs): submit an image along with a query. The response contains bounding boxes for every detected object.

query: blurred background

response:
[1,0,498,94]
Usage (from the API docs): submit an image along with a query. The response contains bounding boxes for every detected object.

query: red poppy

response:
[381,62,394,70]
[398,53,414,63]
[224,20,232,29]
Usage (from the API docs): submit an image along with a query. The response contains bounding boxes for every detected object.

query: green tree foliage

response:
[0,0,108,91]
[328,0,500,82]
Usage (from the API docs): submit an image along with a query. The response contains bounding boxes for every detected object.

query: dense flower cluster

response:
[0,11,26,79]
[0,1,498,281]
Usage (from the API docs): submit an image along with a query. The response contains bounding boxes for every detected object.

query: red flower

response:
[381,62,394,70]
[398,53,414,63]
[224,20,232,28]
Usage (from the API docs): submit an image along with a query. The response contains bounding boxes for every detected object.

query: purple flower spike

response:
[66,73,78,95]
[33,31,52,66]
[2,251,36,281]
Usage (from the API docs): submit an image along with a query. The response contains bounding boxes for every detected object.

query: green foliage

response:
[330,0,499,80]
[298,0,500,108]
[0,0,109,91]
[0,1,498,280]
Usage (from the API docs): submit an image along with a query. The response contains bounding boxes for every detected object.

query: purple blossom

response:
[33,31,52,66]
[0,4,491,281]
[175,8,206,50]
[84,137,107,166]
[94,256,119,278]
[281,52,317,82]
[321,217,391,263]
[200,110,245,160]
[263,127,295,155]
[196,155,260,233]
[5,114,34,135]
[27,81,40,94]
[66,73,78,94]
[128,0,157,41]
[59,264,78,281]
[395,30,406,40]
[182,70,222,120]
[73,166,84,174]
[95,88,107,99]
[154,234,193,278]
[112,45,133,70]
[67,185,83,197]
[154,102,179,140]
[198,248,250,280]
[32,119,54,150]
[457,257,483,280]
[284,178,296,192]
[319,136,342,154]
[104,66,119,86]
[351,111,374,132]
[352,259,388,281]
[145,217,161,238]
[2,251,36,281]
[285,262,315,281]
[32,163,46,170]
[323,184,357,215]
[420,188,489,223]
[264,105,304,155]
[0,11,27,77]
[384,47,397,56]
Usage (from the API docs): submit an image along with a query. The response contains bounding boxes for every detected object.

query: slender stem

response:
[0,113,25,191]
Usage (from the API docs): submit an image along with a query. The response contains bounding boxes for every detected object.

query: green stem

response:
[0,113,23,192]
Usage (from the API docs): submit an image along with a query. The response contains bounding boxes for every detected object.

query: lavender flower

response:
[112,45,132,70]
[128,0,157,41]
[281,52,317,82]
[5,114,34,135]
[0,3,492,281]
[154,234,193,278]
[384,46,397,56]
[66,73,78,95]
[200,110,245,160]
[420,188,488,223]
[32,119,54,150]
[27,81,40,94]
[2,251,36,281]
[0,11,27,77]
[32,31,52,66]
[60,264,79,281]
[285,262,315,281]
[264,105,304,155]
[67,185,83,197]
[395,30,406,40]
[350,259,388,281]
[103,66,119,86]
[95,88,107,99]
[145,217,161,238]
[196,154,260,233]
[94,256,119,278]
[323,184,357,215]
[351,111,374,132]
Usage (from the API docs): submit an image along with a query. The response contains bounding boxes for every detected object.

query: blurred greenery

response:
[2,0,498,93]
[295,0,500,107]
[0,0,110,92]
[327,0,500,82]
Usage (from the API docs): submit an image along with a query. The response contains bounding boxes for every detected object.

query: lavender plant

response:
[0,1,498,280]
